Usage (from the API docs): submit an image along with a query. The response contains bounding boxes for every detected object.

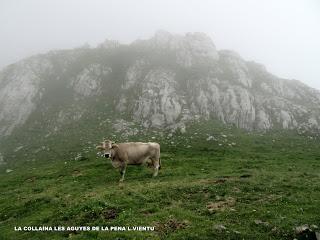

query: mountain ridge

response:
[0,30,319,142]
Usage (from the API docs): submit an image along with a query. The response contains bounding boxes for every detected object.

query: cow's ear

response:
[96,145,105,150]
[111,144,119,149]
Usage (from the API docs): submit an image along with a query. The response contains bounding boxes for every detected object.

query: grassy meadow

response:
[0,122,319,239]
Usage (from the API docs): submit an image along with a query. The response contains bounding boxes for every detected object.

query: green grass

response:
[0,124,320,239]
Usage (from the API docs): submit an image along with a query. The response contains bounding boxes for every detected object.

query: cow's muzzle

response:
[104,153,110,158]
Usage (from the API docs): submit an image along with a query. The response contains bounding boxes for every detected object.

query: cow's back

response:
[118,142,160,164]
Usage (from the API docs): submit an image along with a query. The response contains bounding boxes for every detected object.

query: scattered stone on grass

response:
[295,229,317,240]
[295,225,310,234]
[74,153,88,161]
[72,170,82,177]
[25,176,36,182]
[294,224,320,240]
[214,224,227,231]
[254,219,270,227]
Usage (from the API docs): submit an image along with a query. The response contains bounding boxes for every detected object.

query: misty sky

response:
[1,0,320,89]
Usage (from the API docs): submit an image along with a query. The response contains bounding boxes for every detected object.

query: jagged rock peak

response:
[132,30,219,66]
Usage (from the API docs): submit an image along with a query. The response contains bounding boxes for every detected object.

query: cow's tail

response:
[158,144,161,170]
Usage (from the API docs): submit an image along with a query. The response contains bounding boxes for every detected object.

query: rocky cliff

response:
[1,30,320,141]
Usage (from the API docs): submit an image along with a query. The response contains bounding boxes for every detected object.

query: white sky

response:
[1,0,320,89]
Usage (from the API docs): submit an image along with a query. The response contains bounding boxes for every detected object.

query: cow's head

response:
[96,140,114,158]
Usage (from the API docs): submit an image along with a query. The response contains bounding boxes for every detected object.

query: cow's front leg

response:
[153,166,159,177]
[152,159,160,177]
[119,164,127,182]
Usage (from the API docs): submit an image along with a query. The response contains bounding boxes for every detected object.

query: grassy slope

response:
[0,122,320,240]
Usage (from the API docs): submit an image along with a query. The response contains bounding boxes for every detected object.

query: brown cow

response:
[96,140,161,181]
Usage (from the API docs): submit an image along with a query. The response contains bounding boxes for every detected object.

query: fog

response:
[1,0,319,89]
